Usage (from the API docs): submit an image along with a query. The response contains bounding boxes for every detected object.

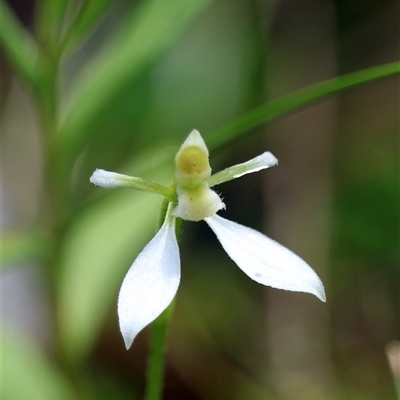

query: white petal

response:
[205,215,326,302]
[118,216,180,349]
[207,152,278,187]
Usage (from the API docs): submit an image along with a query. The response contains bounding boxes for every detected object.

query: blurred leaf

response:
[61,0,113,54]
[1,230,51,267]
[58,159,174,363]
[0,1,39,87]
[58,0,213,171]
[206,62,400,149]
[2,328,75,400]
[35,0,70,50]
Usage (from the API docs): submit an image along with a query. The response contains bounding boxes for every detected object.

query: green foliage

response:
[58,0,214,171]
[0,1,39,87]
[60,0,114,54]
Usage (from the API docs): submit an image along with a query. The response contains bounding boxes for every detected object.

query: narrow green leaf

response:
[2,329,75,400]
[206,62,400,149]
[57,0,213,172]
[0,1,39,87]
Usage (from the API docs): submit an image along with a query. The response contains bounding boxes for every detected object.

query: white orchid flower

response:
[90,130,326,349]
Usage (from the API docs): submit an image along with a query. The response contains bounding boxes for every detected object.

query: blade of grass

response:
[206,62,400,149]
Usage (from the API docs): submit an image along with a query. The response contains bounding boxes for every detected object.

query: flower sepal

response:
[118,204,180,349]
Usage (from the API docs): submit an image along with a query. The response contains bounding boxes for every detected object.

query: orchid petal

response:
[90,169,171,196]
[205,214,326,302]
[207,152,278,187]
[118,215,180,349]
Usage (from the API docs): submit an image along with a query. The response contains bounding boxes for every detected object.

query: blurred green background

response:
[1,0,399,399]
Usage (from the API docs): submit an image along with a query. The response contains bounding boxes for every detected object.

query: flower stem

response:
[144,299,176,400]
[145,200,178,400]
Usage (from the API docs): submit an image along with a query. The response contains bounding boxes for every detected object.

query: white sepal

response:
[118,215,180,349]
[205,214,326,302]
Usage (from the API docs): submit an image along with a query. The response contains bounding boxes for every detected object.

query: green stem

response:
[145,200,179,400]
[145,300,176,400]
[37,55,63,344]
[35,29,75,385]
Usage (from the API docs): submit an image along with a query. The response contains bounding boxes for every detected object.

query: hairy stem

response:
[145,300,176,400]
[145,201,179,400]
